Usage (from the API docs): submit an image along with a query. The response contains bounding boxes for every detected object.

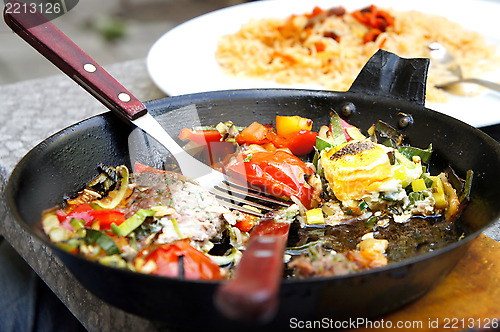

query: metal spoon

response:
[428,42,500,92]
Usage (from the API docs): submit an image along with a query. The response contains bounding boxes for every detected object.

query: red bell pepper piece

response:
[136,239,222,280]
[224,150,316,209]
[90,210,126,230]
[235,121,270,145]
[315,41,326,53]
[57,203,126,231]
[237,121,317,156]
[251,219,290,239]
[268,130,318,156]
[179,128,222,145]
[234,213,258,232]
[57,203,94,230]
[179,129,236,166]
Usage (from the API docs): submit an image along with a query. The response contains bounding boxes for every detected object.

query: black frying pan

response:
[5,3,500,332]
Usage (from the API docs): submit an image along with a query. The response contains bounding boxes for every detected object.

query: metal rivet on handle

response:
[83,63,96,73]
[340,102,356,117]
[118,93,131,102]
[397,113,414,129]
[254,250,273,258]
[257,236,277,244]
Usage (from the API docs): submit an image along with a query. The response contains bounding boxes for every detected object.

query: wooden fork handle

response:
[3,0,147,120]
[215,219,290,323]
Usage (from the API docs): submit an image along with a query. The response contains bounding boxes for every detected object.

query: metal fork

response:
[4,4,289,217]
[134,115,290,217]
[428,42,500,92]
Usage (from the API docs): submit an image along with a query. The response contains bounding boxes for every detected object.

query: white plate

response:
[147,0,500,127]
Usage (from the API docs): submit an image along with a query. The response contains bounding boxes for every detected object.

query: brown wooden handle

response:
[3,0,147,120]
[215,219,290,323]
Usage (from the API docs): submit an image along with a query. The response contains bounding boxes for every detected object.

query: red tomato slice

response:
[268,130,317,155]
[57,203,126,231]
[137,239,222,280]
[234,213,258,232]
[224,150,316,209]
[90,210,125,230]
[57,203,94,230]
[179,128,222,145]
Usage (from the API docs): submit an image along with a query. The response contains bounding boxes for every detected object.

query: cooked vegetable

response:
[351,5,394,43]
[398,145,433,164]
[179,128,223,145]
[233,119,318,156]
[411,178,427,192]
[327,111,348,146]
[224,150,319,209]
[276,115,313,138]
[135,239,222,280]
[305,208,325,225]
[42,113,472,280]
[84,229,120,255]
[91,165,129,209]
[112,209,155,237]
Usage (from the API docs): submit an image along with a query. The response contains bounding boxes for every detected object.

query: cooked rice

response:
[215,6,500,102]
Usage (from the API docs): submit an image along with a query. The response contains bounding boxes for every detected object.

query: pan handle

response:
[349,49,430,106]
[3,0,147,121]
[214,219,290,323]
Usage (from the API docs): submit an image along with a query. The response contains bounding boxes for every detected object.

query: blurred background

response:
[0,0,249,85]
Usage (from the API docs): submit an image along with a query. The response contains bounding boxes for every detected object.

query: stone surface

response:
[0,0,245,85]
[0,59,170,331]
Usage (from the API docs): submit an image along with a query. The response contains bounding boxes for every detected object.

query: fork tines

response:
[210,179,291,217]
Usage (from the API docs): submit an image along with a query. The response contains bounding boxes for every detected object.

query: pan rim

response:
[6,88,500,286]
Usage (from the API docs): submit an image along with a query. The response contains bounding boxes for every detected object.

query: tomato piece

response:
[235,120,318,155]
[137,239,222,280]
[234,213,258,232]
[314,42,326,53]
[57,202,128,231]
[305,6,324,19]
[236,122,270,145]
[178,129,236,167]
[363,29,382,43]
[179,128,222,145]
[90,210,125,230]
[271,51,297,64]
[224,150,316,209]
[351,10,370,25]
[376,10,394,28]
[58,204,94,230]
[251,219,290,239]
[56,209,68,223]
[273,130,318,156]
[352,5,394,43]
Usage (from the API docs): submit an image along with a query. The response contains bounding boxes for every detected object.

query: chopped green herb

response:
[398,144,433,164]
[84,229,120,255]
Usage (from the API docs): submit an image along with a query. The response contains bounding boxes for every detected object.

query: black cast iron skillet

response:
[5,3,500,332]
